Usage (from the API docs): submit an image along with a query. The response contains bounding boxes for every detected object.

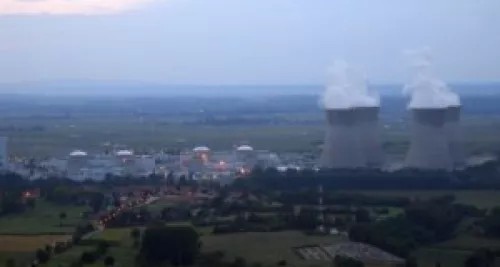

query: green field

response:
[4,112,500,157]
[48,224,344,267]
[353,190,500,209]
[202,231,343,265]
[0,201,88,235]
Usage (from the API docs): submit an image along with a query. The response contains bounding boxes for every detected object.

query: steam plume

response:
[403,47,460,109]
[320,60,379,109]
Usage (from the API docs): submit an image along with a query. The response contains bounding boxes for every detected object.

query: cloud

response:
[0,0,161,15]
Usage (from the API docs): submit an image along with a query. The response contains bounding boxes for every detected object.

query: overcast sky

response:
[0,0,499,85]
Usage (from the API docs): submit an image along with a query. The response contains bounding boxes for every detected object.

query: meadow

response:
[0,201,88,235]
[2,95,500,157]
[353,190,500,209]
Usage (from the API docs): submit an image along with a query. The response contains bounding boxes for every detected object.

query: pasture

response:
[202,231,344,265]
[353,190,500,209]
[0,235,70,267]
[0,201,88,235]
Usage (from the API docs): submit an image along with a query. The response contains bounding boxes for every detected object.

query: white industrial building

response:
[40,149,156,181]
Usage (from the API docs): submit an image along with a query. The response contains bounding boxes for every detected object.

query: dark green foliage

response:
[465,248,496,267]
[277,259,287,266]
[406,257,418,267]
[80,251,96,264]
[482,207,500,238]
[104,256,115,267]
[35,248,50,264]
[59,211,67,226]
[333,255,364,267]
[5,258,16,267]
[349,199,471,258]
[231,257,247,267]
[131,227,141,240]
[139,225,200,266]
[354,208,371,223]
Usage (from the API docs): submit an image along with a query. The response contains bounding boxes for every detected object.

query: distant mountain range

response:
[0,81,499,97]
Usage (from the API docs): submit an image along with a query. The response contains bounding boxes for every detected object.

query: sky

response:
[0,0,499,85]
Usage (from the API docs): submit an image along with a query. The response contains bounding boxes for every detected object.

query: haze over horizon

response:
[1,0,500,93]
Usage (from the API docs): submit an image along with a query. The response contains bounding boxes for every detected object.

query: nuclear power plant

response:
[404,108,453,170]
[318,60,383,169]
[319,108,366,169]
[445,105,465,169]
[355,106,384,168]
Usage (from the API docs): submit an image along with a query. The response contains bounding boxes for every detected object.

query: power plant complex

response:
[319,107,383,169]
[319,53,464,171]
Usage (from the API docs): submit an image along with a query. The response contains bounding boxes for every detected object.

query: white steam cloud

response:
[321,60,379,109]
[403,47,460,109]
[0,0,161,15]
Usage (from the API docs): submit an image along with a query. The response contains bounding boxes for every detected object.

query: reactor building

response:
[318,61,382,169]
[403,47,462,171]
[404,108,453,170]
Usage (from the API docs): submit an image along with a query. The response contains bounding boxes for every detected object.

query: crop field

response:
[2,96,500,157]
[0,235,71,267]
[202,231,344,265]
[0,235,71,252]
[352,190,500,209]
[0,201,88,235]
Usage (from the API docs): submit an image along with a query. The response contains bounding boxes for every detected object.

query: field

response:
[0,201,88,235]
[0,201,88,267]
[203,231,344,265]
[353,190,500,209]
[2,95,500,157]
[0,235,71,267]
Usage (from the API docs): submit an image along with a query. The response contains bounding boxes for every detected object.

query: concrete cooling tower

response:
[445,106,464,169]
[319,109,366,169]
[405,108,453,170]
[355,107,384,168]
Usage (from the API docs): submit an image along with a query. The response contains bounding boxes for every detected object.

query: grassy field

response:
[48,225,344,267]
[0,235,71,267]
[353,190,500,209]
[202,231,344,265]
[0,201,88,235]
[3,112,500,157]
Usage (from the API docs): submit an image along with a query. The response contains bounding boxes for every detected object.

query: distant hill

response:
[0,81,499,97]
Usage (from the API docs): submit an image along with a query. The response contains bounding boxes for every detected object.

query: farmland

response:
[0,201,89,235]
[2,95,500,157]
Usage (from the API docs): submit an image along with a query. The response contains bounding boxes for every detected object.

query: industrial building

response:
[404,108,453,170]
[319,109,366,169]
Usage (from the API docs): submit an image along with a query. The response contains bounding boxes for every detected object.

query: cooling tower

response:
[354,107,384,168]
[445,106,465,169]
[319,109,366,169]
[405,108,453,170]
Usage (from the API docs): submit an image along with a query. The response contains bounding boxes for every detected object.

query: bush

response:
[35,249,50,264]
[104,256,115,267]
[80,251,97,264]
[277,260,287,266]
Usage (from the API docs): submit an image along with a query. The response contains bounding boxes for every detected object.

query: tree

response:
[465,249,495,267]
[333,255,364,267]
[45,244,53,255]
[89,193,105,213]
[36,249,50,264]
[139,225,200,266]
[5,258,16,267]
[232,257,247,267]
[354,209,371,223]
[26,198,36,209]
[131,228,141,247]
[104,256,115,267]
[59,212,67,226]
[406,257,418,267]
